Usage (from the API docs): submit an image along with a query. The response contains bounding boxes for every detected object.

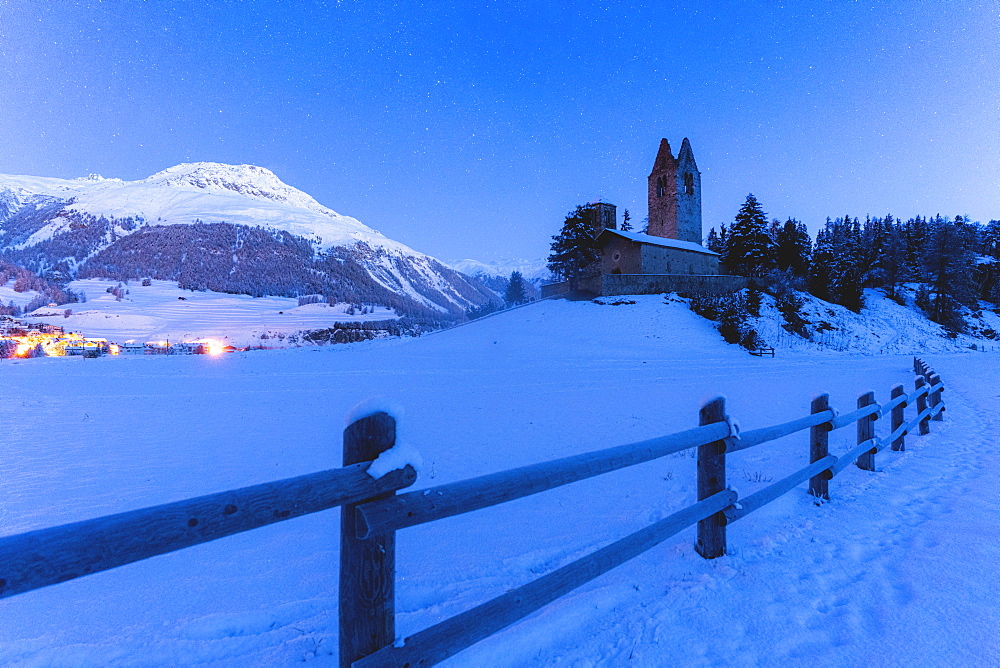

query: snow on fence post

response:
[855,391,877,471]
[340,412,397,668]
[890,384,906,452]
[929,373,944,421]
[695,397,727,559]
[808,393,831,501]
[915,376,930,436]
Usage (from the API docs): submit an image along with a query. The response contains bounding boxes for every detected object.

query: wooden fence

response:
[0,358,946,667]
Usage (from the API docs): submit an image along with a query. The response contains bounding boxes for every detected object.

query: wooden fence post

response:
[929,373,944,421]
[340,412,397,668]
[696,397,727,559]
[915,376,930,435]
[913,357,920,375]
[808,393,831,501]
[890,384,905,451]
[855,391,876,471]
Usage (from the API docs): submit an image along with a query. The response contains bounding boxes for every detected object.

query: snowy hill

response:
[738,288,999,355]
[0,164,495,316]
[2,296,997,665]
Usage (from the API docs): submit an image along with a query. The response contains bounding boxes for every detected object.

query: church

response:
[543,138,745,297]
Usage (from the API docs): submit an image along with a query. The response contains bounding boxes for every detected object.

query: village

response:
[0,315,232,358]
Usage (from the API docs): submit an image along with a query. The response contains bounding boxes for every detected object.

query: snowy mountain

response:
[447,257,551,283]
[446,257,550,300]
[0,164,495,317]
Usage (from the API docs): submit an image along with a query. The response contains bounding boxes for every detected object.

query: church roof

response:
[649,138,675,173]
[597,229,718,256]
[677,137,699,171]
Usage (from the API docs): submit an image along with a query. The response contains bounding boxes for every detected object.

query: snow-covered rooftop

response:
[598,228,719,256]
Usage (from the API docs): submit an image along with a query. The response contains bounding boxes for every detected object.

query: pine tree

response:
[547,205,600,286]
[621,209,632,232]
[923,217,976,332]
[903,216,932,278]
[723,194,775,277]
[705,227,722,254]
[0,340,17,359]
[982,220,1000,259]
[809,227,837,303]
[832,216,865,311]
[705,224,728,256]
[860,215,886,287]
[880,215,906,299]
[774,218,811,277]
[504,271,528,306]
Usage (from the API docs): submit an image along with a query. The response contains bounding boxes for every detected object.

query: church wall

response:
[600,273,747,296]
[639,244,720,276]
[599,235,643,275]
[542,273,746,297]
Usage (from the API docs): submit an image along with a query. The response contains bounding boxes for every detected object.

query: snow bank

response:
[366,442,423,479]
[344,397,406,427]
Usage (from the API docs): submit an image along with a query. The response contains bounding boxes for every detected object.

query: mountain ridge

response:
[0,164,496,318]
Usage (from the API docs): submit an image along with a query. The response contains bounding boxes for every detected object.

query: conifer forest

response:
[707,194,999,333]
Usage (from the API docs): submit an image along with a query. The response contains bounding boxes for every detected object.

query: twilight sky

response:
[0,1,997,263]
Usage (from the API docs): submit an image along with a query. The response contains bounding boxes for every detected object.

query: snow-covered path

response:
[0,297,996,666]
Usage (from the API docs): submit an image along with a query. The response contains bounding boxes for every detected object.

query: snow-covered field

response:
[0,280,41,308]
[23,279,396,347]
[1,296,997,666]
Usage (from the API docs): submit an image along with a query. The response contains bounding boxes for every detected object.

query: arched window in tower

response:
[656,176,665,197]
[684,172,694,196]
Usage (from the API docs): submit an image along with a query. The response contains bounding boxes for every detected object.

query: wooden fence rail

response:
[0,457,416,601]
[0,358,947,668]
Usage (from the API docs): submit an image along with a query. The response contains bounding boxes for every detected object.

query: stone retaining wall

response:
[541,274,747,298]
[600,273,747,296]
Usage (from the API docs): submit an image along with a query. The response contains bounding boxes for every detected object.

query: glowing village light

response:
[203,339,225,356]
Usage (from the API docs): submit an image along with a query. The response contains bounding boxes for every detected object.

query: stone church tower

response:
[647,138,702,244]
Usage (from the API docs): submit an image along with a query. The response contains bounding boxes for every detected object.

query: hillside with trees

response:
[0,259,82,315]
[708,194,998,334]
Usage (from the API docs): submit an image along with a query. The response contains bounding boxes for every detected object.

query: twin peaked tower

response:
[647,137,702,244]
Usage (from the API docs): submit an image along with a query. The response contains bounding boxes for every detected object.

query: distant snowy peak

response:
[448,258,551,282]
[0,163,417,254]
[141,163,331,215]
